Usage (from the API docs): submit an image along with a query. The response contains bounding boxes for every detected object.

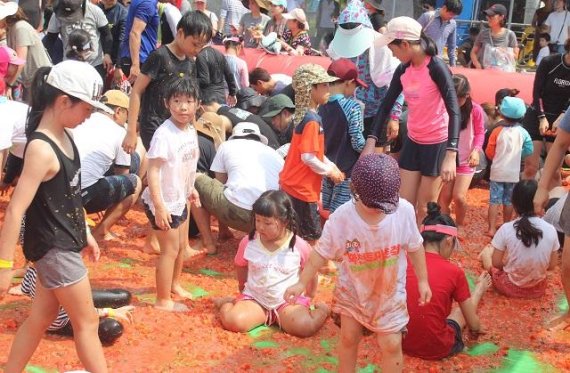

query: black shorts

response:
[82,174,138,214]
[399,137,447,177]
[446,319,465,356]
[522,107,559,143]
[143,203,188,230]
[287,193,322,241]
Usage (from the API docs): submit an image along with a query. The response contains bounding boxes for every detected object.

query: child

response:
[123,11,212,153]
[438,74,485,228]
[285,154,432,373]
[215,190,329,337]
[279,63,344,244]
[403,202,490,360]
[536,32,551,66]
[141,77,201,312]
[485,96,533,236]
[223,35,249,90]
[66,29,94,62]
[480,180,559,298]
[319,58,367,213]
[0,60,112,372]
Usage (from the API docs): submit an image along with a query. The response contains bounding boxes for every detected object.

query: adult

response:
[196,46,238,105]
[218,0,248,35]
[259,93,295,146]
[314,0,337,46]
[100,0,128,65]
[194,0,218,34]
[44,0,113,78]
[73,91,142,241]
[201,92,280,149]
[470,4,519,71]
[192,122,284,254]
[545,0,570,54]
[364,0,386,33]
[263,0,287,39]
[534,107,570,329]
[157,0,182,45]
[280,8,312,55]
[236,87,266,114]
[2,3,52,101]
[533,0,554,61]
[18,0,44,30]
[119,0,159,82]
[327,1,403,138]
[417,0,463,67]
[523,39,570,181]
[249,66,293,100]
[239,0,270,48]
[362,17,460,224]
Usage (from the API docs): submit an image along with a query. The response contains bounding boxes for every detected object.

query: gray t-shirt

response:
[474,27,517,68]
[239,12,270,48]
[8,20,52,87]
[47,2,109,67]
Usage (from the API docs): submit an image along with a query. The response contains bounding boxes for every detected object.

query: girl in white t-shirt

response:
[215,190,329,337]
[285,154,432,373]
[480,179,559,298]
[141,77,201,312]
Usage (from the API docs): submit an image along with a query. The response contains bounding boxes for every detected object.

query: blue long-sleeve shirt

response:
[417,10,457,66]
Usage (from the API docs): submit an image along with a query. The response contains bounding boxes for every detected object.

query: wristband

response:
[0,258,14,269]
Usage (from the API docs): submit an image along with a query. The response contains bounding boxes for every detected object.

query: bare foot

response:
[171,284,194,300]
[183,246,206,264]
[474,271,492,295]
[93,230,122,242]
[154,300,189,312]
[8,285,23,296]
[213,296,234,309]
[318,260,337,275]
[479,245,494,271]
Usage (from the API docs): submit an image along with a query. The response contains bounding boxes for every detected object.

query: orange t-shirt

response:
[279,111,325,203]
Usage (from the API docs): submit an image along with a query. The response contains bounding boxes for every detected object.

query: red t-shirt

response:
[403,252,471,360]
[279,111,325,203]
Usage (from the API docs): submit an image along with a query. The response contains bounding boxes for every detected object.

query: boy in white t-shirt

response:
[536,32,551,66]
[141,77,201,312]
[285,154,431,373]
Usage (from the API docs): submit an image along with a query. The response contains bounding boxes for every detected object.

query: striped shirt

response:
[21,267,70,331]
[219,0,248,35]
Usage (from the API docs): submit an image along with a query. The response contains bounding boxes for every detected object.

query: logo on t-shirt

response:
[554,78,570,88]
[345,239,361,252]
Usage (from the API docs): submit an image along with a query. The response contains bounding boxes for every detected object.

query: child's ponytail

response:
[420,202,457,243]
[26,66,82,138]
[512,180,543,247]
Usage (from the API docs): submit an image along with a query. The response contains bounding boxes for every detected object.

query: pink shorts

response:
[456,164,475,176]
[491,268,547,299]
[236,293,311,327]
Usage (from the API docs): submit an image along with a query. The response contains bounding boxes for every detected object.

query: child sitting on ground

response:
[285,154,431,373]
[215,190,329,337]
[485,96,533,236]
[480,180,559,298]
[403,202,490,360]
[141,77,201,312]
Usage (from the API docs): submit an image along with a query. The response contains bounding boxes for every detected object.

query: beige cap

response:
[101,90,130,109]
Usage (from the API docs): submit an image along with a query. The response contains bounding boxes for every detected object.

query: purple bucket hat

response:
[338,0,373,28]
[351,154,400,214]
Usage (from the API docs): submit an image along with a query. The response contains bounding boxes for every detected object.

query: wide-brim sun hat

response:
[46,60,113,114]
[328,25,375,59]
[374,16,422,49]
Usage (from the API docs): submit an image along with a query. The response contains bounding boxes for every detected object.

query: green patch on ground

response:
[284,347,311,357]
[252,340,279,349]
[248,325,274,339]
[558,295,569,313]
[25,365,58,373]
[136,293,157,304]
[358,363,380,372]
[199,268,222,277]
[466,342,500,356]
[494,349,557,372]
[465,272,476,292]
[0,300,28,311]
[185,285,209,299]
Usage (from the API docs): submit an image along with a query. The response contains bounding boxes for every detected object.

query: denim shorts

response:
[34,248,87,290]
[489,181,516,205]
[144,203,188,230]
[82,174,138,214]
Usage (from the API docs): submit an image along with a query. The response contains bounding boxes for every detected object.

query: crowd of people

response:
[0,0,569,372]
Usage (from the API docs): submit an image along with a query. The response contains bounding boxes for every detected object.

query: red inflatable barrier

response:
[219,47,535,106]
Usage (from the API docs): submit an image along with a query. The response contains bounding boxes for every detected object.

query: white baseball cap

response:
[0,1,18,21]
[229,122,268,145]
[375,16,422,48]
[46,60,113,114]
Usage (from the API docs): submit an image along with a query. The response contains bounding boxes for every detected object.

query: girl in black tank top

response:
[0,61,110,372]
